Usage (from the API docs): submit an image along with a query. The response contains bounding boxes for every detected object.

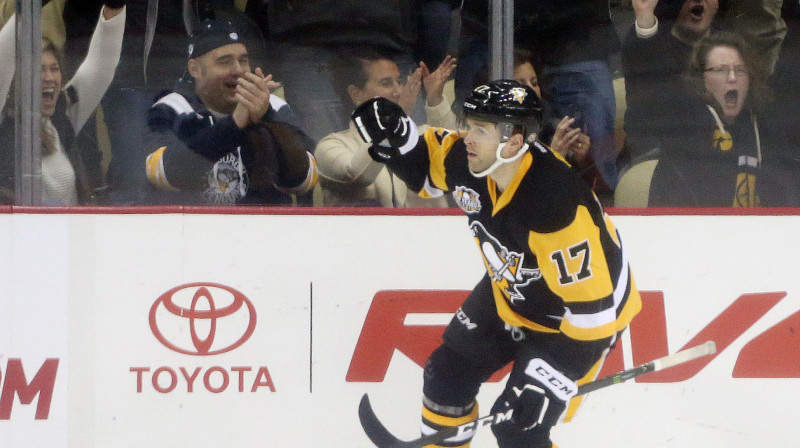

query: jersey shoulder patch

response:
[453,185,482,213]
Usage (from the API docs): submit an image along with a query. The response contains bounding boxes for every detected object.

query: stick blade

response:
[359,394,405,448]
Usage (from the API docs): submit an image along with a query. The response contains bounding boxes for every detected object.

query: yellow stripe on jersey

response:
[487,152,532,216]
[145,147,180,191]
[423,127,459,192]
[528,205,613,303]
[542,141,571,167]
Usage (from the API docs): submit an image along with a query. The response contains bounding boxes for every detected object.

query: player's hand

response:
[352,96,418,147]
[500,358,577,431]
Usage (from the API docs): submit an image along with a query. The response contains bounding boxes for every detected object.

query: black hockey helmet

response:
[462,80,542,133]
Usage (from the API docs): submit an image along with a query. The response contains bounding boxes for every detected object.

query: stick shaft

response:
[360,341,717,448]
[577,340,716,395]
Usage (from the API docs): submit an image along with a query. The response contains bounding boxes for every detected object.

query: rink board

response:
[0,210,798,447]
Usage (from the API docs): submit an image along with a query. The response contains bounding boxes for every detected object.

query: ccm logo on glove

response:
[525,359,577,401]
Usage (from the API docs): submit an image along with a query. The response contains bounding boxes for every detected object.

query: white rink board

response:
[0,212,798,448]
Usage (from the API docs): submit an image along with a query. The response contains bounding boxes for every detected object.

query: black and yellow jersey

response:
[386,127,641,342]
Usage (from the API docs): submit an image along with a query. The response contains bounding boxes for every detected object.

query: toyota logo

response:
[149,283,257,356]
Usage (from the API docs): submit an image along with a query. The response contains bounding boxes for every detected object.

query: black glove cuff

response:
[103,0,126,9]
[367,145,398,164]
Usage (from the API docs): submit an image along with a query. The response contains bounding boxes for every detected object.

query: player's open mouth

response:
[724,90,739,107]
[690,4,705,18]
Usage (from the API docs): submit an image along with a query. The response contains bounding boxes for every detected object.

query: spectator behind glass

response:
[620,0,722,169]
[761,1,800,171]
[520,1,622,191]
[63,0,271,204]
[0,0,66,51]
[2,0,111,202]
[454,0,621,191]
[617,31,795,207]
[0,2,125,205]
[143,19,317,206]
[416,1,461,72]
[313,49,456,207]
[512,49,594,190]
[244,0,440,142]
[655,0,787,73]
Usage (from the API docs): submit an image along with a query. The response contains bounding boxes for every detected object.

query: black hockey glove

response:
[500,358,577,431]
[103,0,126,8]
[351,97,419,163]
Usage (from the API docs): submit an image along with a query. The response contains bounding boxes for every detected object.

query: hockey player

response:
[351,80,642,448]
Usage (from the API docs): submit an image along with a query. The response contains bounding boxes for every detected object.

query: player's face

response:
[350,59,403,106]
[461,118,502,174]
[190,43,250,114]
[675,0,718,40]
[41,50,62,118]
[513,62,541,99]
[704,45,749,124]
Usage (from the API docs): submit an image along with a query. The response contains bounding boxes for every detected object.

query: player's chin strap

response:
[470,140,531,178]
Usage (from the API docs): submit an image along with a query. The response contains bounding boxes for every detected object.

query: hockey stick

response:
[359,340,717,448]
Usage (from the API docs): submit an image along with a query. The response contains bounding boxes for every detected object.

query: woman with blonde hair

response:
[621,31,794,206]
[0,1,125,205]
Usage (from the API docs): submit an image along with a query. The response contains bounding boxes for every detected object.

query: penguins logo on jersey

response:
[471,221,541,304]
[453,186,482,213]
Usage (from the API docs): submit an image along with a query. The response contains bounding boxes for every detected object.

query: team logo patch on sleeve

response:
[453,186,482,213]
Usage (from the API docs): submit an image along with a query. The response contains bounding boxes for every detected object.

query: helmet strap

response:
[470,141,530,178]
